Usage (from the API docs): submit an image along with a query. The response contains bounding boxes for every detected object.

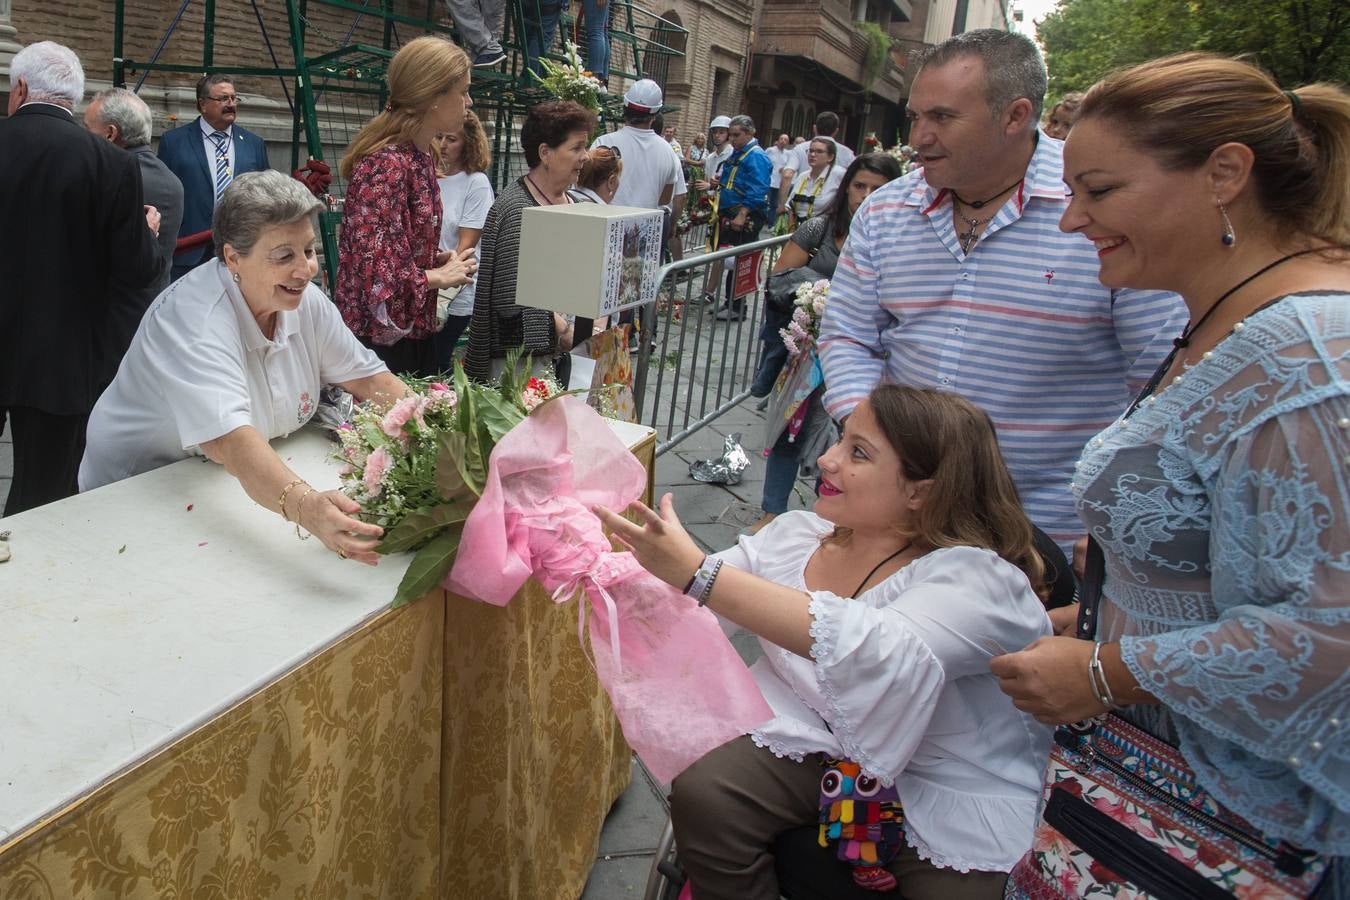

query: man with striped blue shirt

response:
[820,30,1186,559]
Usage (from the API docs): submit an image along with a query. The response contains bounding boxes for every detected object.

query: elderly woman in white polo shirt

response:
[80,171,409,565]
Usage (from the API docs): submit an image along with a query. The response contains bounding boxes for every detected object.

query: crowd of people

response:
[1,21,1347,900]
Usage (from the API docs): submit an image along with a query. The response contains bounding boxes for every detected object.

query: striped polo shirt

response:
[819,136,1187,551]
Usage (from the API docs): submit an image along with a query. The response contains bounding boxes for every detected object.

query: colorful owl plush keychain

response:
[818,759,904,891]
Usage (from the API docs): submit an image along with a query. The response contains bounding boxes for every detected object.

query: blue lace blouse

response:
[1073,292,1349,855]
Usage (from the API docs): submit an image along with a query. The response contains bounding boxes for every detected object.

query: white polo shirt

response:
[80,261,387,491]
[591,126,680,210]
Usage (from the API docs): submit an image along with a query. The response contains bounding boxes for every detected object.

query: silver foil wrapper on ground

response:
[689,433,750,485]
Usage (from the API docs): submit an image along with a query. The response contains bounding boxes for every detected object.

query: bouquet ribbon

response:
[446,396,773,782]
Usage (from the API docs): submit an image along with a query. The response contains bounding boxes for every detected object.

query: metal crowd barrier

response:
[633,233,791,456]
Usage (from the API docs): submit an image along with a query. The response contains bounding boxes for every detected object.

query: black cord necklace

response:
[1123,247,1325,419]
[1173,248,1325,350]
[851,542,913,598]
[951,178,1025,210]
[951,179,1024,253]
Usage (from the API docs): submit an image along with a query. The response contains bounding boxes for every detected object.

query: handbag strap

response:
[1075,538,1105,641]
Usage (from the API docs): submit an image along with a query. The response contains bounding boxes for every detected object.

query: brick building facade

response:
[0,0,1005,166]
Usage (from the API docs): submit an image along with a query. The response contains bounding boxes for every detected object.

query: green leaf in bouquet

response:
[435,431,482,498]
[452,361,475,435]
[476,389,526,445]
[390,523,463,608]
[358,421,387,450]
[378,502,470,555]
[497,348,528,403]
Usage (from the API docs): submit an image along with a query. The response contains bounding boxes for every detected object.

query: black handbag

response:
[765,223,827,314]
[765,266,819,315]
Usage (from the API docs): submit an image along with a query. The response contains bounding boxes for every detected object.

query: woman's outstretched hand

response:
[594,492,705,591]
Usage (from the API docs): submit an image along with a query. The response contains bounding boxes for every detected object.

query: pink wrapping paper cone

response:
[447,396,773,782]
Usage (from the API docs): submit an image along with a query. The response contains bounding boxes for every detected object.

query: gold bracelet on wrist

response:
[292,487,317,540]
[278,478,307,522]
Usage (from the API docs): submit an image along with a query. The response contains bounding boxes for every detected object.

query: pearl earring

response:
[1218,200,1236,247]
[232,272,241,283]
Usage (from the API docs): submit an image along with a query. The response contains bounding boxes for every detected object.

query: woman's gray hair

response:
[918,28,1047,120]
[89,88,153,148]
[10,41,85,108]
[212,171,324,256]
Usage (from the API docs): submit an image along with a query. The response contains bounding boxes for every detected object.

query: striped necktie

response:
[211,130,232,203]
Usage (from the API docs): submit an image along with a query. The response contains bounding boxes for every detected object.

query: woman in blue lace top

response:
[991,52,1350,884]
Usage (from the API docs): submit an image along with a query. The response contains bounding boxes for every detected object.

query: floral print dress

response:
[336,142,442,344]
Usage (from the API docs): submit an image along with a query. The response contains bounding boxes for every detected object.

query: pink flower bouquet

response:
[446,395,773,782]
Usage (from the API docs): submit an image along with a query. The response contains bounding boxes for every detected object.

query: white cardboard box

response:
[516,203,664,319]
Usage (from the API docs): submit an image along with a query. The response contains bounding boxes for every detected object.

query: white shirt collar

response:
[217,261,299,351]
[199,117,234,139]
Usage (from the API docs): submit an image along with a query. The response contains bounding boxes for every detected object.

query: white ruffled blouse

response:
[713,511,1054,873]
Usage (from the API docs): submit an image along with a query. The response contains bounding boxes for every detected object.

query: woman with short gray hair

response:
[80,171,411,566]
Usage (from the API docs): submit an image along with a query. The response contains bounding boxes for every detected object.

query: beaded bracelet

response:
[278,478,307,522]
[688,557,724,607]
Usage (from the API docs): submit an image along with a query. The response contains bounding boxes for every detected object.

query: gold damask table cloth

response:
[0,423,655,900]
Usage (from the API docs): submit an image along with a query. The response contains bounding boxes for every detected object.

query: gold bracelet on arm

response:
[278,478,307,522]
[291,487,317,541]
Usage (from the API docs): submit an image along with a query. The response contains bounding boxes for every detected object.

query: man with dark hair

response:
[0,42,162,514]
[778,109,854,212]
[709,115,772,321]
[591,79,679,210]
[819,28,1186,561]
[157,73,270,280]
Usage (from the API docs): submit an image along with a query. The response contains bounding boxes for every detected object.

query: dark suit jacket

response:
[0,104,162,415]
[129,145,184,295]
[156,117,270,268]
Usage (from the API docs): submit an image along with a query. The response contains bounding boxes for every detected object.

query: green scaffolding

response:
[113,0,686,287]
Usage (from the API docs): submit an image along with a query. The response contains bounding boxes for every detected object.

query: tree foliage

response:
[1038,0,1350,102]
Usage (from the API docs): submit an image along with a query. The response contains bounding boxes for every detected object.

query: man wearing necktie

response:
[157,74,271,280]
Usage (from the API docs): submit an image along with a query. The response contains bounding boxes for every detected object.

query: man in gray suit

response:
[84,88,183,293]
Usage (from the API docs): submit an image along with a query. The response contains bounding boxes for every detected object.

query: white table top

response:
[0,418,653,842]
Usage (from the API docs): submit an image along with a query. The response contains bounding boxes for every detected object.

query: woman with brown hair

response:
[464,99,596,382]
[432,110,494,371]
[598,384,1055,899]
[335,35,479,376]
[992,53,1350,891]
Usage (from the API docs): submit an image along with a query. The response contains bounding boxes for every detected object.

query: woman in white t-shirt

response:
[432,111,495,371]
[597,385,1054,899]
[786,138,845,230]
[80,172,410,565]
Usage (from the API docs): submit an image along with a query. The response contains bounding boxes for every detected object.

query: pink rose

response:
[363,446,391,496]
[429,382,451,392]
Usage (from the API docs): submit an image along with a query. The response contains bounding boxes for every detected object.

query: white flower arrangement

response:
[780,278,829,357]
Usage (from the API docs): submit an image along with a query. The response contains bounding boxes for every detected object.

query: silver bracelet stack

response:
[685,555,724,607]
[1088,641,1120,711]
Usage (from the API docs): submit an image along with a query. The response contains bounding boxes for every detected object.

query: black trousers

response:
[359,334,438,378]
[0,406,88,517]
